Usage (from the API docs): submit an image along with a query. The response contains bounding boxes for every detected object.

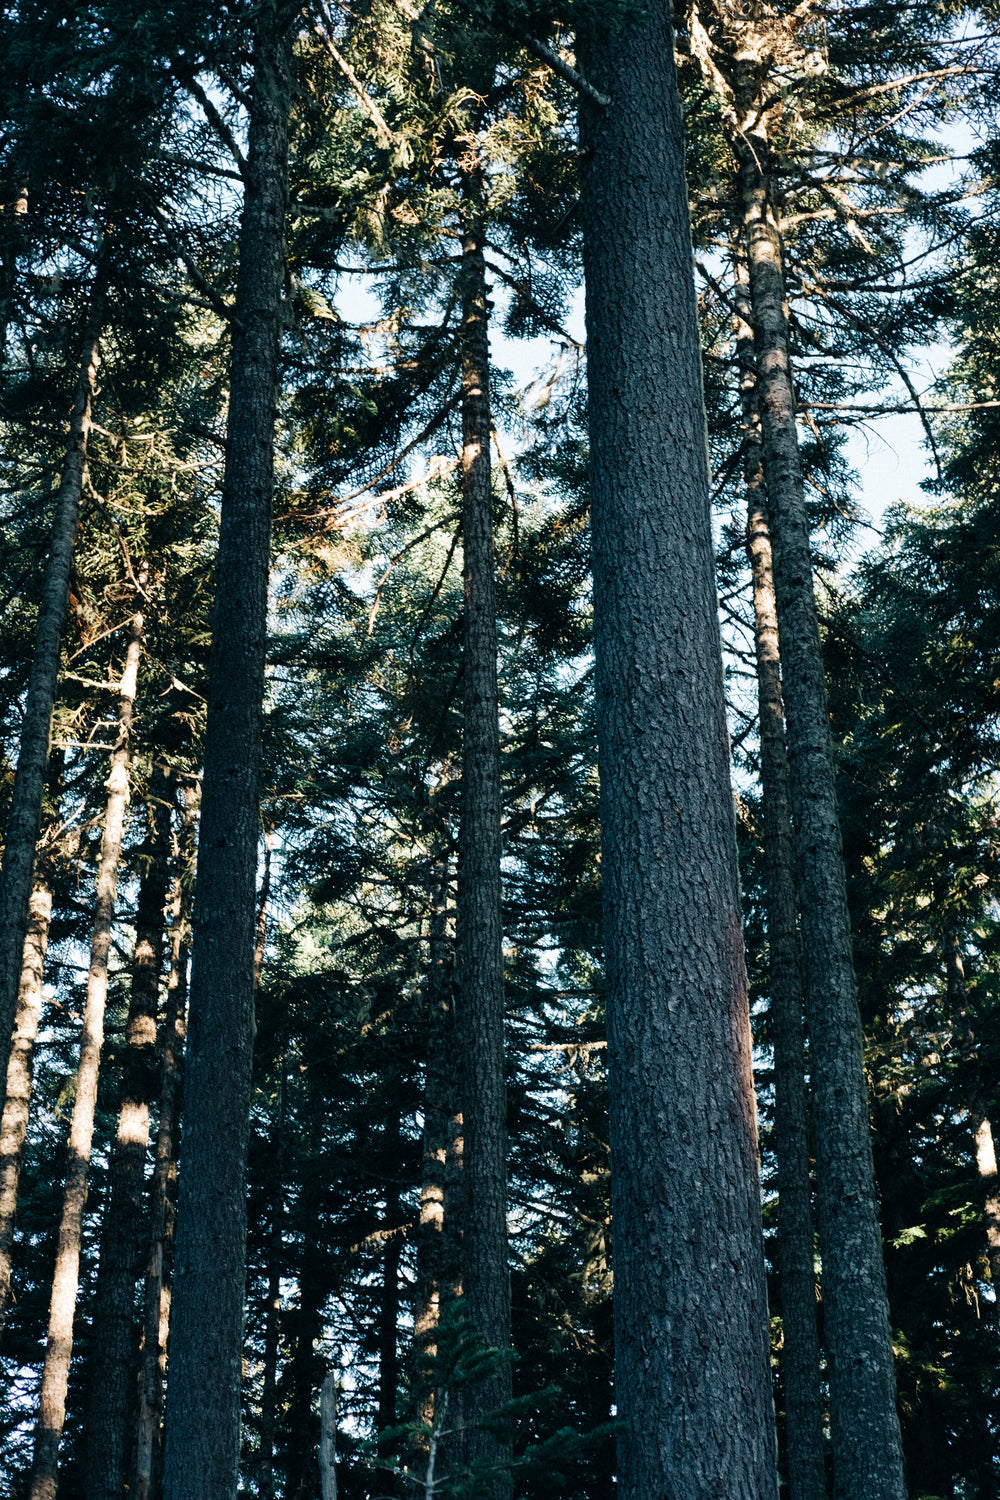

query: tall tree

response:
[737,276,826,1500]
[29,605,144,1500]
[737,104,906,1500]
[0,283,104,1089]
[161,3,294,1493]
[579,0,777,1492]
[84,773,172,1500]
[454,168,511,1481]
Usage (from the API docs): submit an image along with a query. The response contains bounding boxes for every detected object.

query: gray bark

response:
[737,279,827,1500]
[0,872,53,1336]
[30,611,143,1500]
[739,139,906,1500]
[319,1371,338,1500]
[85,769,172,1500]
[579,7,778,1494]
[161,9,291,1495]
[0,282,104,1090]
[454,203,512,1486]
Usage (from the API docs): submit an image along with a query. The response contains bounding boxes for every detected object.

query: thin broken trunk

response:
[319,1371,337,1500]
[0,279,105,1090]
[739,134,906,1499]
[29,610,143,1500]
[579,3,778,1491]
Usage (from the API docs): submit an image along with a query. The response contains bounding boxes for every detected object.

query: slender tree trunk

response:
[738,135,906,1500]
[134,784,196,1500]
[0,279,104,1089]
[378,1109,403,1440]
[414,851,460,1414]
[0,870,54,1336]
[161,9,291,1495]
[454,197,511,1484]
[945,933,1000,1294]
[85,771,172,1500]
[257,1064,285,1500]
[285,1194,326,1500]
[579,6,778,1494]
[319,1371,338,1500]
[0,174,28,378]
[737,275,827,1500]
[30,610,143,1500]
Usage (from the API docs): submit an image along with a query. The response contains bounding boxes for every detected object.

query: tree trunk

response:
[414,850,460,1419]
[161,8,291,1495]
[0,870,54,1336]
[945,933,1000,1294]
[738,136,906,1500]
[579,6,778,1494]
[285,1196,326,1500]
[257,1065,285,1500]
[29,610,143,1500]
[0,280,104,1090]
[378,1109,403,1440]
[737,274,827,1500]
[319,1371,338,1500]
[454,198,511,1485]
[85,772,172,1500]
[134,782,197,1500]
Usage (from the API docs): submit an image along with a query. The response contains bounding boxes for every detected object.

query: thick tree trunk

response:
[85,774,172,1500]
[134,784,196,1500]
[739,140,906,1500]
[579,7,777,1494]
[161,10,291,1496]
[454,202,511,1486]
[0,282,104,1090]
[30,611,143,1500]
[737,281,827,1500]
[0,871,53,1335]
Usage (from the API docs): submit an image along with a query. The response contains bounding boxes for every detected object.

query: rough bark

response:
[454,202,511,1485]
[319,1371,338,1500]
[161,8,290,1494]
[737,279,827,1500]
[579,6,777,1494]
[85,773,172,1500]
[739,138,906,1499]
[0,281,104,1090]
[134,783,197,1500]
[0,872,53,1336]
[30,611,143,1500]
